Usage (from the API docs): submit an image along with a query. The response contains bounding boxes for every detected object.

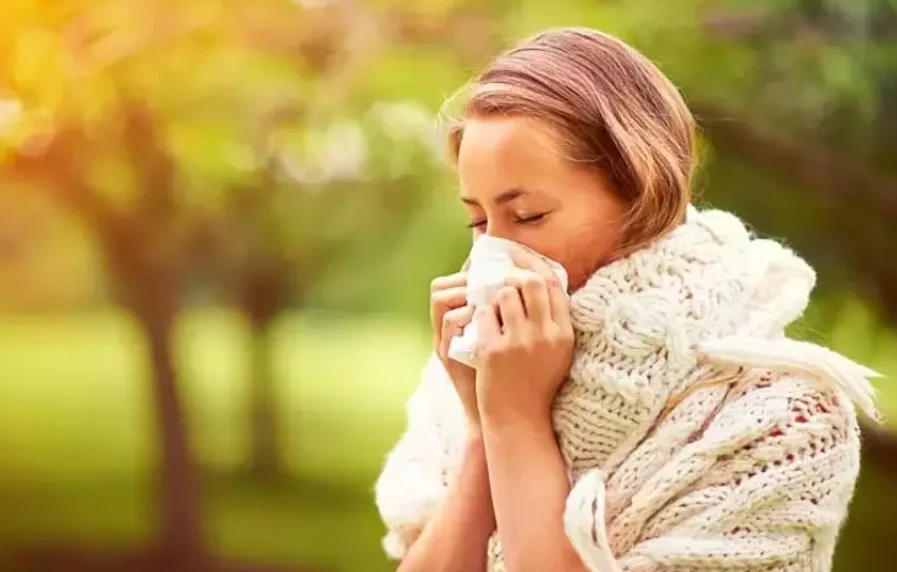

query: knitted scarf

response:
[375,207,880,572]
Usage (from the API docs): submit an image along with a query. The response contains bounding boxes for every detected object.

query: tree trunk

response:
[94,207,205,563]
[238,260,291,480]
[6,114,212,569]
[142,311,206,562]
[249,319,280,479]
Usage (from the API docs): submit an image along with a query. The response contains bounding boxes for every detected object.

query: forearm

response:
[483,417,587,572]
[399,433,495,572]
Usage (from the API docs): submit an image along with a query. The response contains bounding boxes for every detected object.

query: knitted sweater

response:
[375,207,880,572]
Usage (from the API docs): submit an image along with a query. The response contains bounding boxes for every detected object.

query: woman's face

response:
[456,115,626,290]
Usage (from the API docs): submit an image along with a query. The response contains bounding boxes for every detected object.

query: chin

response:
[566,271,590,294]
[565,255,606,293]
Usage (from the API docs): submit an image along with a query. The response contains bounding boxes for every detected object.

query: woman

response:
[375,27,880,572]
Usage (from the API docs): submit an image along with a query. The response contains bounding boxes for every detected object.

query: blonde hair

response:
[444,27,697,253]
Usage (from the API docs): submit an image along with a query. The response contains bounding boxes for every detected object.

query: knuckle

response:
[443,307,467,328]
[552,327,575,346]
[529,334,554,353]
[537,325,565,346]
[431,290,457,311]
[479,337,507,359]
[519,338,538,354]
[497,286,517,302]
[521,272,543,290]
[430,288,446,305]
[478,343,497,362]
[530,333,549,347]
[503,333,530,352]
[442,309,458,328]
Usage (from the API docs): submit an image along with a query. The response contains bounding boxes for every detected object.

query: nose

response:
[482,224,515,242]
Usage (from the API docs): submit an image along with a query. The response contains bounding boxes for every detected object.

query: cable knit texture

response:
[374,207,881,571]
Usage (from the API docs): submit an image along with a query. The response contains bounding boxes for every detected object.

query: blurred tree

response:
[3,97,211,571]
[201,0,445,478]
[0,0,318,568]
[221,105,441,476]
[0,186,103,312]
[1,0,447,494]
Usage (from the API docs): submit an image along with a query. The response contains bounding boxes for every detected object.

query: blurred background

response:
[0,0,896,571]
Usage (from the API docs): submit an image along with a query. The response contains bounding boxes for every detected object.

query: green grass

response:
[0,308,431,571]
[0,308,894,571]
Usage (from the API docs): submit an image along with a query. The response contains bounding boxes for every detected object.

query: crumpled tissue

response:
[447,235,568,368]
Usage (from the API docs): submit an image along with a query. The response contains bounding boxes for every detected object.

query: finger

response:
[430,272,467,292]
[507,269,551,325]
[509,247,556,283]
[547,279,573,332]
[431,286,468,345]
[509,247,568,322]
[475,304,501,347]
[494,285,526,334]
[431,286,467,315]
[440,305,475,359]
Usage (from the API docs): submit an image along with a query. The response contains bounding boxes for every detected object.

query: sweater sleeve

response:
[374,354,466,560]
[563,372,864,572]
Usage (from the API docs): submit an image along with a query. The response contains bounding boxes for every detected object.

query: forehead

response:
[456,116,574,199]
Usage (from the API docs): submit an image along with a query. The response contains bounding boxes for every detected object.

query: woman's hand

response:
[395,266,497,572]
[430,269,481,430]
[475,247,574,427]
[473,248,586,571]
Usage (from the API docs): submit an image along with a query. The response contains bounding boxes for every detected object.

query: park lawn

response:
[0,308,431,571]
[0,307,894,571]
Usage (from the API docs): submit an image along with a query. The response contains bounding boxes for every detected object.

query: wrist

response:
[462,429,488,467]
[482,410,554,441]
[476,374,555,429]
[465,419,484,445]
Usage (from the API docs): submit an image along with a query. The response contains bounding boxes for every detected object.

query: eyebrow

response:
[460,187,530,206]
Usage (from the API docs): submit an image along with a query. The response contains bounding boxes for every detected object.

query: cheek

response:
[557,248,597,292]
[554,216,623,291]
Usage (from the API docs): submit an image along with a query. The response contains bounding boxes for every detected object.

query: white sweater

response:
[375,207,880,571]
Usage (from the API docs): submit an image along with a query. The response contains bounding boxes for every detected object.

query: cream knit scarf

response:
[376,206,881,572]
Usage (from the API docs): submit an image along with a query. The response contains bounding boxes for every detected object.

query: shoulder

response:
[695,367,863,490]
[724,367,861,433]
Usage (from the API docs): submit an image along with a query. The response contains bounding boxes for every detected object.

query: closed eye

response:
[515,212,549,224]
[467,212,550,230]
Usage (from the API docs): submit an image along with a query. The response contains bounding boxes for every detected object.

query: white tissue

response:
[447,235,569,368]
